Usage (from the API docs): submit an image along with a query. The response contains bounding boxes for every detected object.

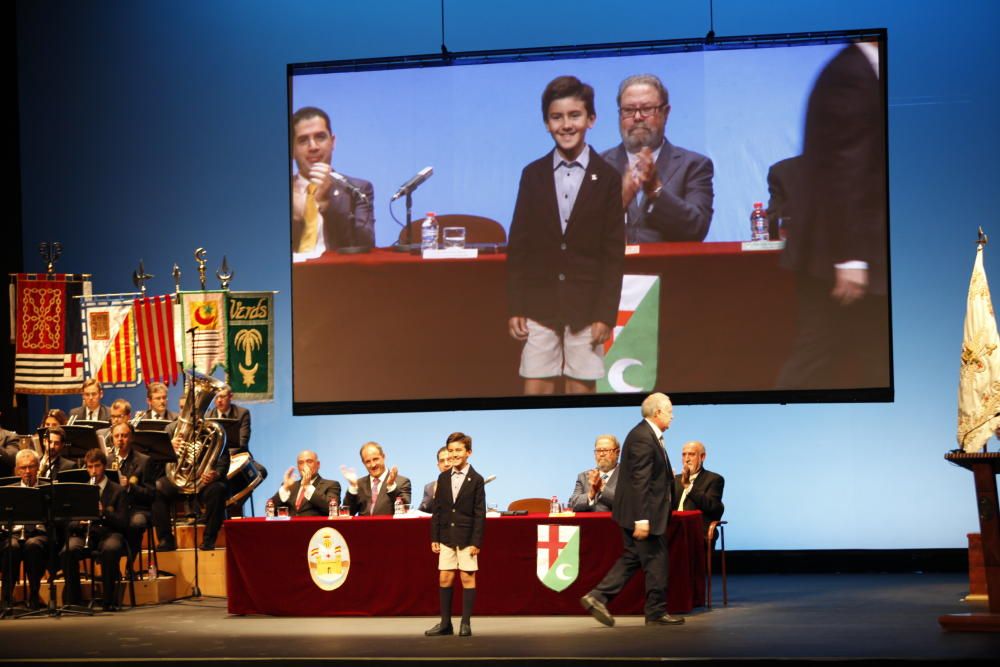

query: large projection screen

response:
[290,30,892,415]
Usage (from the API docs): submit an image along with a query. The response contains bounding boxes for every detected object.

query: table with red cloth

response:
[292,243,794,405]
[225,511,706,616]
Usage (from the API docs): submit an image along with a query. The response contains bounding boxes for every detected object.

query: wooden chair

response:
[397,214,507,246]
[507,498,551,513]
[706,520,728,608]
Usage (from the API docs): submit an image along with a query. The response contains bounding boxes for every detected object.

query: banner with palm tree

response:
[226,292,274,401]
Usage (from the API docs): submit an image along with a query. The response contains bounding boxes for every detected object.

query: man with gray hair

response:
[581,392,684,627]
[672,440,725,538]
[602,73,714,243]
[568,434,620,512]
[1,449,49,610]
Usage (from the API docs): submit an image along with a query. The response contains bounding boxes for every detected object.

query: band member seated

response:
[38,426,75,480]
[568,434,620,512]
[134,382,177,422]
[418,447,452,513]
[97,399,132,452]
[209,385,267,517]
[152,418,229,552]
[68,378,111,422]
[672,440,725,542]
[62,448,128,611]
[0,412,18,477]
[341,442,411,516]
[1,450,49,610]
[271,450,340,517]
[109,422,155,562]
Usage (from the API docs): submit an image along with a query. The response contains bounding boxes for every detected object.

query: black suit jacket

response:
[0,429,19,476]
[291,172,375,252]
[430,465,486,549]
[672,467,725,532]
[781,44,887,295]
[69,404,111,422]
[418,480,436,513]
[602,140,714,243]
[612,419,674,536]
[270,475,341,517]
[346,473,411,516]
[506,148,625,331]
[118,449,155,512]
[207,404,252,451]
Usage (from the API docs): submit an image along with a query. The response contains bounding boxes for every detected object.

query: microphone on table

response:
[484,475,496,485]
[390,166,433,201]
[330,172,369,203]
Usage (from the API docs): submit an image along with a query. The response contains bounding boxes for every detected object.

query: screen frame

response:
[288,27,893,416]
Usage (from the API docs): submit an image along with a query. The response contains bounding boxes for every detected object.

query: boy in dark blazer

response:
[506,75,625,395]
[425,432,486,638]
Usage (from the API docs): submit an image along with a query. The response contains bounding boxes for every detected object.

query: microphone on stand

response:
[484,475,496,485]
[391,167,433,201]
[330,172,369,203]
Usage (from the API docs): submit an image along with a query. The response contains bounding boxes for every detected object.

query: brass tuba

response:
[166,372,227,493]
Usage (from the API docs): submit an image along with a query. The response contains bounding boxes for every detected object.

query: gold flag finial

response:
[977,227,988,248]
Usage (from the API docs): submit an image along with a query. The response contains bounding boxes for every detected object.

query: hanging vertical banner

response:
[179,290,228,376]
[598,275,660,394]
[226,291,274,401]
[133,294,179,386]
[80,297,141,388]
[13,273,91,395]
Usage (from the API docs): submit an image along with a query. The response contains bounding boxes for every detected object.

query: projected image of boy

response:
[506,75,625,395]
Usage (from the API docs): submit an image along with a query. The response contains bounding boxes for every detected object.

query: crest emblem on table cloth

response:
[307,527,351,591]
[536,524,579,592]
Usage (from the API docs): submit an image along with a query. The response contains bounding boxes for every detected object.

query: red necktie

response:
[295,484,306,511]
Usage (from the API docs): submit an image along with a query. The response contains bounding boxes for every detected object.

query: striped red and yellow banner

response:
[134,294,179,385]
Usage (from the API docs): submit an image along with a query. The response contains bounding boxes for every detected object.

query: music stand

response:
[49,482,100,617]
[58,468,121,485]
[72,419,110,430]
[135,419,171,433]
[61,425,103,461]
[0,486,47,618]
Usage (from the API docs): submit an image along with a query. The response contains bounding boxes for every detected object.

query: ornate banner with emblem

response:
[308,527,351,591]
[598,275,660,394]
[225,291,274,401]
[957,244,1000,452]
[179,290,228,376]
[11,273,91,395]
[536,524,580,592]
[81,297,141,388]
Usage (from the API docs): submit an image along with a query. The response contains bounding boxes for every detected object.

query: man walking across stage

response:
[581,392,684,626]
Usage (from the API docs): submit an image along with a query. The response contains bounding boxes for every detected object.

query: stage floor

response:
[0,574,997,664]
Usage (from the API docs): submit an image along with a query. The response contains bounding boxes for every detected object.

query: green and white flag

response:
[598,275,660,394]
[226,292,274,401]
[536,524,579,592]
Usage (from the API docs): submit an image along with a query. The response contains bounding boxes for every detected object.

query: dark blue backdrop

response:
[14,0,1000,548]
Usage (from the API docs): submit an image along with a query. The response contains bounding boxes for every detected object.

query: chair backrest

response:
[397,214,507,245]
[507,497,551,513]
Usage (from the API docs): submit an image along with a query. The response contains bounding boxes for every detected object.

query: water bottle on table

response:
[421,212,439,251]
[750,202,769,241]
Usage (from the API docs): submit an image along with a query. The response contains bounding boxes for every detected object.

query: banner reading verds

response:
[226,291,274,401]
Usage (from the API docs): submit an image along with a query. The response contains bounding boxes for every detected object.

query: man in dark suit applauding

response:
[581,393,684,626]
[342,442,411,516]
[110,422,155,562]
[672,441,724,538]
[425,432,486,638]
[568,434,620,512]
[271,450,340,517]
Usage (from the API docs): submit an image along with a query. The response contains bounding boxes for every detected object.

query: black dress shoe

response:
[645,614,685,625]
[102,601,119,613]
[424,622,454,636]
[580,594,615,627]
[199,541,216,551]
[27,594,42,610]
[459,622,472,637]
[156,539,177,552]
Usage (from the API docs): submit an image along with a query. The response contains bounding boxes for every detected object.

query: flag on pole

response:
[226,291,274,401]
[179,290,228,375]
[81,297,141,387]
[597,275,660,394]
[12,273,90,395]
[957,244,1000,452]
[134,294,179,385]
